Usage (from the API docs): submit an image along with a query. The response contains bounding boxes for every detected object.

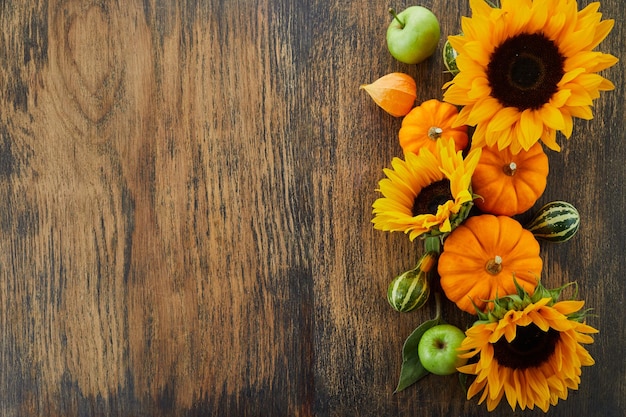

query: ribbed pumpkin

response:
[438,215,542,314]
[399,99,468,155]
[471,142,549,216]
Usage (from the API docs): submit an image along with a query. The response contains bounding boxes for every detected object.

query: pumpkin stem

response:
[503,162,517,176]
[428,126,443,140]
[485,256,503,275]
[388,8,405,28]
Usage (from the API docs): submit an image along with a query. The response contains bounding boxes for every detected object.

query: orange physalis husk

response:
[360,72,417,117]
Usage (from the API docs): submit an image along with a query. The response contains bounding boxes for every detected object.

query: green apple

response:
[386,7,441,65]
[418,324,468,375]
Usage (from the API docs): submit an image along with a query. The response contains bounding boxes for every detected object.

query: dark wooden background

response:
[1,1,624,416]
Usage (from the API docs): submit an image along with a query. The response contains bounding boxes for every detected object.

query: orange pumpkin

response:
[438,215,542,314]
[399,99,468,155]
[472,142,549,216]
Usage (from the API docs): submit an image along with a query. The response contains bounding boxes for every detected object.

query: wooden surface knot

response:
[51,2,123,123]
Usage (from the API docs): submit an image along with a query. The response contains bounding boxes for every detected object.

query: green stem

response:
[388,8,404,28]
[424,236,442,254]
[434,292,442,321]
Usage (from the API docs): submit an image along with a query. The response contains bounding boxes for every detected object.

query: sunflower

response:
[458,280,597,412]
[372,137,481,241]
[443,0,618,153]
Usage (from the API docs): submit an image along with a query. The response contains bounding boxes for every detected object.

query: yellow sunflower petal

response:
[502,371,519,410]
[575,332,595,345]
[470,0,496,17]
[487,364,505,403]
[538,104,566,131]
[519,110,544,150]
[540,126,561,151]
[577,345,595,366]
[488,106,521,132]
[599,77,616,91]
[552,300,585,315]
[527,369,551,408]
[560,110,574,138]
[589,17,615,49]
[568,105,594,120]
[466,97,502,126]
[575,322,600,335]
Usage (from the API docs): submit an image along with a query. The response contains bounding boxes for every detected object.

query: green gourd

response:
[387,253,434,312]
[525,201,580,243]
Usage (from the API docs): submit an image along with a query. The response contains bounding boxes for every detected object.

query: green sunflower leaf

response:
[394,316,442,393]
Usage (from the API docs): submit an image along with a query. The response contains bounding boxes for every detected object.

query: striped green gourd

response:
[387,252,434,312]
[525,201,580,243]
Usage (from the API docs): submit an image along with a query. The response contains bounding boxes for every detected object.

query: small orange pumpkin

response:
[471,142,549,216]
[399,99,468,155]
[438,215,542,314]
[360,73,417,117]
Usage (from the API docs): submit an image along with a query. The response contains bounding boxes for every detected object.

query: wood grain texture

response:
[0,0,624,416]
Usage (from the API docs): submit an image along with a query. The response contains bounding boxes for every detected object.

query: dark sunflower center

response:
[492,323,560,370]
[487,33,565,110]
[412,179,453,216]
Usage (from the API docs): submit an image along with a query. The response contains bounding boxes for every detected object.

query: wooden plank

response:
[0,0,624,415]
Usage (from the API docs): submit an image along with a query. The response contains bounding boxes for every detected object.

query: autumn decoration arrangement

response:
[361,0,617,412]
